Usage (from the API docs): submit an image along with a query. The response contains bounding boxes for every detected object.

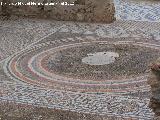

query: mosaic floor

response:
[1,0,160,120]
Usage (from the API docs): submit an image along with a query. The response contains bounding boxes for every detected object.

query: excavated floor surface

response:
[1,0,160,119]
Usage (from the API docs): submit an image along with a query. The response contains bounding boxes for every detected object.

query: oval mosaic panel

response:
[4,37,160,94]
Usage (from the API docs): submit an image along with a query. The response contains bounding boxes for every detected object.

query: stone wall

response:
[147,58,160,118]
[0,0,116,23]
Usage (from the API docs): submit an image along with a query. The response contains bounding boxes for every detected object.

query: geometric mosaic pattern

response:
[115,0,160,22]
[1,35,159,119]
[0,85,154,119]
[1,23,160,119]
[1,17,160,62]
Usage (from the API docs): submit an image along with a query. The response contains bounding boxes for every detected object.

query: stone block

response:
[148,58,160,117]
[0,0,116,23]
[85,0,115,22]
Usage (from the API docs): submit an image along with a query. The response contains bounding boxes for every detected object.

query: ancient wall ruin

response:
[148,58,160,118]
[0,0,116,23]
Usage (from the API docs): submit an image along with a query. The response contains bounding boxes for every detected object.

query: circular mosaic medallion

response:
[4,37,160,94]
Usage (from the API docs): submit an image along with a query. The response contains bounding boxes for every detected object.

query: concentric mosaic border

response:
[1,35,159,119]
